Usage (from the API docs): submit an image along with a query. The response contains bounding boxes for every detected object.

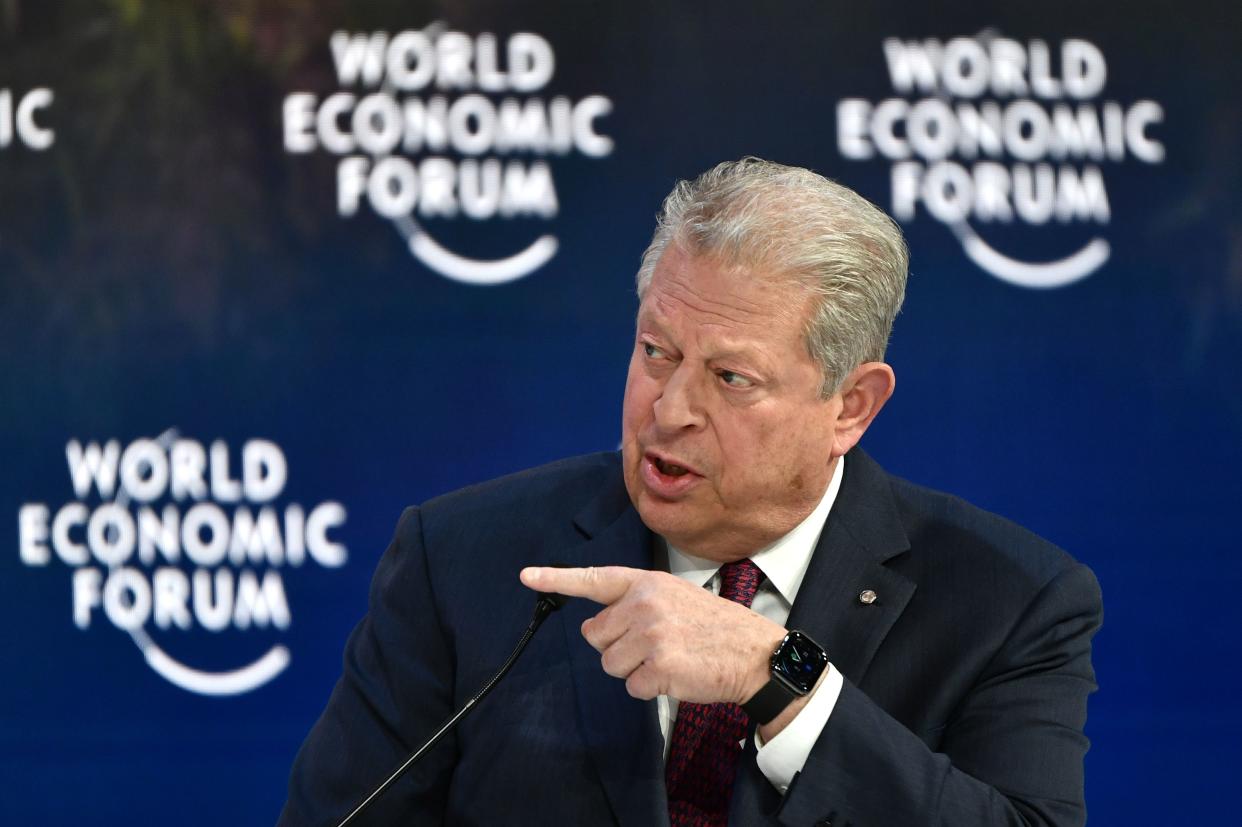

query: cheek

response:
[720,413,813,484]
[712,416,773,481]
[775,409,838,485]
[621,362,654,432]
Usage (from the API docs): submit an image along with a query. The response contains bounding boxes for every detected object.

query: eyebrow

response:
[637,314,773,375]
[709,348,773,377]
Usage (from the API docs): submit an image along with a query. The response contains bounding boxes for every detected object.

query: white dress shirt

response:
[656,455,847,794]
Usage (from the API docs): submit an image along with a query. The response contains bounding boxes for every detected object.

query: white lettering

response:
[882,38,941,95]
[1002,100,1051,162]
[572,96,613,157]
[87,503,136,566]
[317,92,356,154]
[872,99,910,159]
[385,30,434,90]
[137,505,180,566]
[330,31,389,86]
[1028,40,1062,98]
[72,568,102,629]
[352,93,403,154]
[890,161,922,222]
[1014,164,1056,223]
[836,99,873,160]
[338,156,559,220]
[941,38,989,98]
[102,567,151,630]
[1126,101,1164,163]
[119,438,169,503]
[228,506,286,566]
[182,503,230,566]
[52,503,89,565]
[1062,40,1106,98]
[209,441,242,502]
[170,439,208,500]
[508,33,555,92]
[337,155,369,216]
[283,93,316,152]
[66,439,120,499]
[1051,105,1105,160]
[153,567,192,630]
[18,503,50,565]
[233,570,292,629]
[193,568,233,631]
[15,88,54,149]
[306,501,348,567]
[907,99,956,161]
[368,155,420,217]
[889,161,1109,225]
[1055,164,1110,222]
[242,440,286,502]
[284,505,305,566]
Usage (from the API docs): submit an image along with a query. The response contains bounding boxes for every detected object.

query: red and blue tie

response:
[666,558,763,826]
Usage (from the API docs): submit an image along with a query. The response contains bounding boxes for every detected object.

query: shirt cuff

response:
[753,663,844,794]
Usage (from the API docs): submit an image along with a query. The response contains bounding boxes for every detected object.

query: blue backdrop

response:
[2,1,1239,823]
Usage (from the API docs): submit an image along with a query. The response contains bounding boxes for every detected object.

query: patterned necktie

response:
[666,558,763,827]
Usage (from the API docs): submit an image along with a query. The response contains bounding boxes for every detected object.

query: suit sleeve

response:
[278,506,455,827]
[773,562,1103,827]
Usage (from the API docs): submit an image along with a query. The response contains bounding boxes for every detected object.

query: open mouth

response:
[651,455,693,477]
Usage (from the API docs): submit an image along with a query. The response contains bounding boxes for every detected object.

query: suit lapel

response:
[558,450,914,825]
[732,449,916,821]
[559,468,670,827]
[785,448,916,688]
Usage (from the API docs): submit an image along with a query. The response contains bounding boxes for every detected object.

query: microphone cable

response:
[335,592,567,827]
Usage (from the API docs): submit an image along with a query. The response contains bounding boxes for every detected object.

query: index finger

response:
[519,565,641,606]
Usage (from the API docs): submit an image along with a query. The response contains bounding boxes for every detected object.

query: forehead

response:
[639,248,813,349]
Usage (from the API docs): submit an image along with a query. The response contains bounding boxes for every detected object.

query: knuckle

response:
[640,623,664,646]
[580,619,598,647]
[649,644,672,673]
[653,570,680,588]
[633,585,663,613]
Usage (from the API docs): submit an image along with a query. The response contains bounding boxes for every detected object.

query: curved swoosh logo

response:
[395,215,558,286]
[99,429,294,697]
[131,627,290,696]
[951,222,1110,289]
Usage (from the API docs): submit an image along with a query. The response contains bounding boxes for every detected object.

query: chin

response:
[632,496,712,550]
[632,492,687,534]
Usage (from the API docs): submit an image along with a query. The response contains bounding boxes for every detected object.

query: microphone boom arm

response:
[335,594,566,827]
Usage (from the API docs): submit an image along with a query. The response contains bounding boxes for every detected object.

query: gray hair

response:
[636,157,908,396]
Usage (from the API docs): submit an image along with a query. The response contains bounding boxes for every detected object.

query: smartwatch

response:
[741,630,829,726]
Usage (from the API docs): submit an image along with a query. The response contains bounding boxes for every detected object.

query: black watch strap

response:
[742,630,829,726]
[742,679,799,726]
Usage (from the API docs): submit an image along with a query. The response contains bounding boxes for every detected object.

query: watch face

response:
[772,631,829,694]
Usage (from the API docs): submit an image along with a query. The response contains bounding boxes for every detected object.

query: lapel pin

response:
[858,589,877,605]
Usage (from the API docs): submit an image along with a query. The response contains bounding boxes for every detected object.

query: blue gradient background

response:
[1,1,1239,823]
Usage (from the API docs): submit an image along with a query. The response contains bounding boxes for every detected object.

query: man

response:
[280,158,1102,826]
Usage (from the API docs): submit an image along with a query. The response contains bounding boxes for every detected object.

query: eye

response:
[642,342,666,359]
[718,370,754,389]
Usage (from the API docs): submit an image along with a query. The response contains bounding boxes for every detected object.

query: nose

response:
[652,363,706,433]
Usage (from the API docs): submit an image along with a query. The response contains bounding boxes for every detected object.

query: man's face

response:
[621,244,844,562]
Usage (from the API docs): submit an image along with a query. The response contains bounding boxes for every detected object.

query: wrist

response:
[756,668,827,742]
[741,629,830,725]
[739,626,789,704]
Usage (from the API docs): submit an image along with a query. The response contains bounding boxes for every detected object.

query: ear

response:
[830,362,896,459]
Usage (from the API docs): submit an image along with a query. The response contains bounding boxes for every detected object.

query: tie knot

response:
[718,559,762,607]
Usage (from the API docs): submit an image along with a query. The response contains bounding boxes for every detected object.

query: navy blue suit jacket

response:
[280,449,1101,826]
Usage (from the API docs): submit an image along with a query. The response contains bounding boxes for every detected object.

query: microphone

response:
[334,586,571,827]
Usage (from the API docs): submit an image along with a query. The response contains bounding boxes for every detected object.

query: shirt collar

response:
[665,455,846,605]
